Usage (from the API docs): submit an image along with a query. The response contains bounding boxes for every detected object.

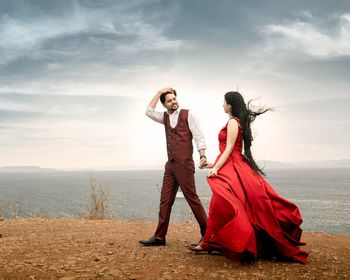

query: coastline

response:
[0,218,349,279]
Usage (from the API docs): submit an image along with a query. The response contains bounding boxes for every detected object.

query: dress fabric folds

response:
[203,119,308,264]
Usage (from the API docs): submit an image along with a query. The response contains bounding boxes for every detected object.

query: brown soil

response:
[0,218,349,279]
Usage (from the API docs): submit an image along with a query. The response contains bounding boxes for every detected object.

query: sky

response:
[1,0,350,170]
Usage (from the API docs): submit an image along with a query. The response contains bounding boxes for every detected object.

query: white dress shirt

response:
[145,105,206,151]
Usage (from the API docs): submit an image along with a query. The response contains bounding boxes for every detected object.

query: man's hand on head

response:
[158,87,173,94]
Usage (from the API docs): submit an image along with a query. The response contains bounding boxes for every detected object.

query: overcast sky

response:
[1,0,349,169]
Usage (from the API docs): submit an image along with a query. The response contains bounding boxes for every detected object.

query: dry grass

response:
[0,201,21,219]
[84,177,112,220]
[1,177,113,220]
[0,200,50,219]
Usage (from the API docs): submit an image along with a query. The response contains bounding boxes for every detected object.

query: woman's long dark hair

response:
[224,91,271,176]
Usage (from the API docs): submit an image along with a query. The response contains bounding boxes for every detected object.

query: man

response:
[139,87,208,246]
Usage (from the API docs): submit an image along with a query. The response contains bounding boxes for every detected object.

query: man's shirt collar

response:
[167,107,181,115]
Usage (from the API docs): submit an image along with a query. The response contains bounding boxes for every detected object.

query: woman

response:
[190,91,308,264]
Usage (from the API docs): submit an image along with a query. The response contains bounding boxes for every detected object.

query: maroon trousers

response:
[155,160,208,239]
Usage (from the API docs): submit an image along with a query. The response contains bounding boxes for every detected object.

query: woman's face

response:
[223,99,231,114]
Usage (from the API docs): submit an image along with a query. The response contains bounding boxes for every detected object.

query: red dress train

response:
[202,119,308,264]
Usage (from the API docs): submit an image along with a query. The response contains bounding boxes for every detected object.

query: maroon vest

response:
[164,109,193,161]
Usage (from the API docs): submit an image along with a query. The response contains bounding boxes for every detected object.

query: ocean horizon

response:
[0,167,349,234]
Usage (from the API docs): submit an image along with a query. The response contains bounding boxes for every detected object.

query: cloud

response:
[0,10,85,64]
[0,92,136,124]
[0,109,43,122]
[262,13,350,58]
[0,1,182,63]
[0,0,183,91]
[0,92,139,167]
[285,95,350,120]
[1,1,350,167]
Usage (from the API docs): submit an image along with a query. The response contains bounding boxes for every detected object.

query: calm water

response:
[0,168,349,233]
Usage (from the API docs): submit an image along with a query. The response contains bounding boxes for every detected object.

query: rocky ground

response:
[0,218,349,279]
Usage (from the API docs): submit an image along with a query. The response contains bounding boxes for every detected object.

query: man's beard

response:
[168,104,179,113]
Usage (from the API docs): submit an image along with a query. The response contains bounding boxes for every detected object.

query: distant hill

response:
[288,159,350,168]
[1,160,350,172]
[257,159,350,169]
[258,160,296,169]
[0,166,57,172]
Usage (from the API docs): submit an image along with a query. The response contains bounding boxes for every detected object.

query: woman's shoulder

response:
[226,117,242,133]
[227,117,239,127]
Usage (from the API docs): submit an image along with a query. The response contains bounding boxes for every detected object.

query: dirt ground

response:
[0,218,349,279]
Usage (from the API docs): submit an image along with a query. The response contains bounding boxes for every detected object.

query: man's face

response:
[163,93,179,113]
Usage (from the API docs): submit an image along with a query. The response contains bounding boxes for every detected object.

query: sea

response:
[0,168,349,234]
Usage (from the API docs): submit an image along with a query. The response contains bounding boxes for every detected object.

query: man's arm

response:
[188,111,207,168]
[149,87,173,108]
[145,87,173,124]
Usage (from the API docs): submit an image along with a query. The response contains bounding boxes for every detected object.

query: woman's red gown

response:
[203,119,308,264]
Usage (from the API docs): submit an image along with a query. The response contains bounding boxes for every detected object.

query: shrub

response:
[85,177,111,220]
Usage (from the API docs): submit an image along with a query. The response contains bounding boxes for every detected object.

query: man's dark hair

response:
[160,89,177,104]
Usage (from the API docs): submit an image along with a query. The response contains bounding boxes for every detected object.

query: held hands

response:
[199,157,208,169]
[199,158,214,169]
[198,156,218,176]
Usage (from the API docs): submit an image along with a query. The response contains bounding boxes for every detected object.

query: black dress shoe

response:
[190,237,203,247]
[139,236,166,246]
